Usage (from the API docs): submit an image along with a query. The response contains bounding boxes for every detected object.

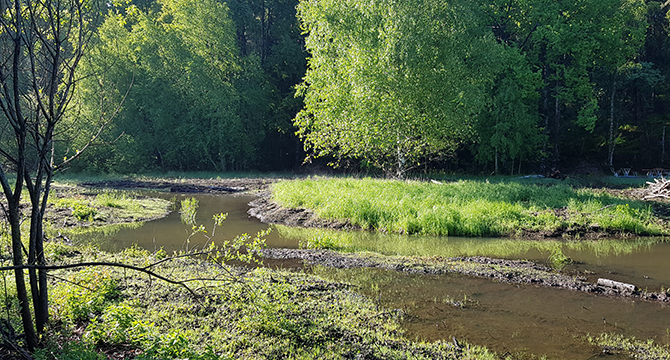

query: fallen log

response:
[597,278,637,292]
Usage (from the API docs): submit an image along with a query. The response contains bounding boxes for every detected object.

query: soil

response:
[247,194,358,231]
[80,177,279,193]
[261,248,670,303]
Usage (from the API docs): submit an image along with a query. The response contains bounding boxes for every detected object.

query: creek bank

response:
[0,185,172,230]
[248,194,358,231]
[262,248,670,303]
[81,177,279,193]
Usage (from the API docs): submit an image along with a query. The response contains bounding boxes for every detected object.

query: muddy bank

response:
[248,195,358,230]
[81,177,280,194]
[30,185,171,230]
[262,248,670,303]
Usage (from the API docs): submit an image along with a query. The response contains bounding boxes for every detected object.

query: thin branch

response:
[0,262,201,298]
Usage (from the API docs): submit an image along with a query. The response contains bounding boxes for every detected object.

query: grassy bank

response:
[1,243,497,360]
[272,178,666,237]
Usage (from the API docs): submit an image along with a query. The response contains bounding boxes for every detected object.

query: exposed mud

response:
[46,186,171,230]
[247,194,358,231]
[262,248,670,303]
[80,177,280,194]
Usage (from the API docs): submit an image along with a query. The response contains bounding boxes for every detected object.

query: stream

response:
[64,193,670,359]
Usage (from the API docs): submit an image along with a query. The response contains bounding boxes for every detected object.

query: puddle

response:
[62,193,670,359]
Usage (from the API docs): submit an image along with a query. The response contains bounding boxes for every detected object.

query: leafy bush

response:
[85,301,154,346]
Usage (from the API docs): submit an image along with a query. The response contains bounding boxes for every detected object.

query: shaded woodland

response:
[45,0,670,175]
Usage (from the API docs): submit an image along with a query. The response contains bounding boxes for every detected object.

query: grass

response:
[587,333,670,360]
[272,177,666,237]
[48,189,171,226]
[0,243,500,360]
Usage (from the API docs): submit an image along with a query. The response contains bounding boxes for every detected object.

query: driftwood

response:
[643,177,670,200]
[597,278,637,292]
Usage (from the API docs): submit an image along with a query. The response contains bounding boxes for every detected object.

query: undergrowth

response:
[24,245,498,360]
[272,178,666,237]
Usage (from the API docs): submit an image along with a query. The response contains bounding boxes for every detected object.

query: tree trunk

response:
[608,82,616,167]
[553,86,560,166]
[662,125,666,165]
[541,66,549,172]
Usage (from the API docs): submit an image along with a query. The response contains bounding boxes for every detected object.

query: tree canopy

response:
[45,0,670,175]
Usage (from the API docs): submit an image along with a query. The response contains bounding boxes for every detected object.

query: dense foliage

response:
[64,0,306,173]
[54,0,670,174]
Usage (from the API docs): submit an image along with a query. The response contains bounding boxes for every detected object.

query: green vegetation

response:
[27,0,667,175]
[273,178,666,237]
[49,190,171,226]
[10,244,499,360]
[587,333,670,360]
[180,197,199,225]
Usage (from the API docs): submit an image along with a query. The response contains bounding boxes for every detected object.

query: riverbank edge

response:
[73,177,669,304]
[248,194,670,303]
[261,248,670,303]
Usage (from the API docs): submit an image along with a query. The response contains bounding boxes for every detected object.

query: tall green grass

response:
[272,178,666,237]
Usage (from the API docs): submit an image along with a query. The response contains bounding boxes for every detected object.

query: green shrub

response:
[85,301,154,346]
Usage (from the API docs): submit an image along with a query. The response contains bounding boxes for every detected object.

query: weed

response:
[54,198,98,221]
[548,246,573,270]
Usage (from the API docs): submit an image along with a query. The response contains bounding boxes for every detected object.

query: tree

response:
[295,0,505,177]
[68,0,261,172]
[480,0,647,168]
[0,0,98,349]
[474,48,543,174]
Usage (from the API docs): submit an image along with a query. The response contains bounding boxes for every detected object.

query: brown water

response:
[69,194,297,253]
[67,194,670,359]
[315,267,670,359]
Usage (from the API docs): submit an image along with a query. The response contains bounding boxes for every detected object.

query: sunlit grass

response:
[272,178,666,237]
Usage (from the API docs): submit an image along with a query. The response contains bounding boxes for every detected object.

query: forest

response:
[5,0,670,176]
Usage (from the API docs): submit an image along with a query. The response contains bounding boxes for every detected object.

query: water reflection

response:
[276,226,670,291]
[61,194,295,253]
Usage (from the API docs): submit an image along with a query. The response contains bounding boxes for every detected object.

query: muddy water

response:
[67,194,296,252]
[67,194,670,359]
[315,267,670,359]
